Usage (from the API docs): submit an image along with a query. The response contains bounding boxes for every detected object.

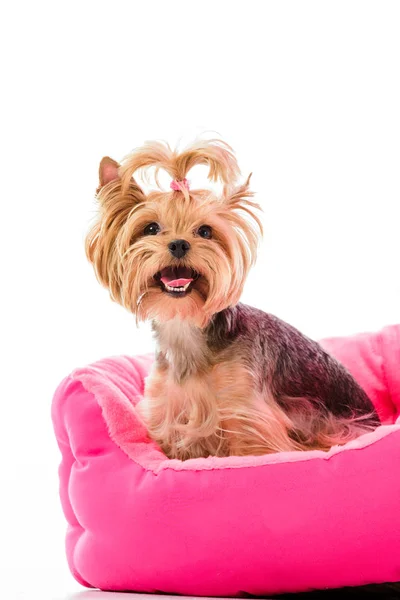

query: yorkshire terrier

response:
[86,138,379,460]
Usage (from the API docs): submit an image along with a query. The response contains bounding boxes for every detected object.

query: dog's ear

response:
[98,156,120,189]
[97,155,146,201]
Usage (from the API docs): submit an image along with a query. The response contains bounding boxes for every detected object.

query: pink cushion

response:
[51,325,400,596]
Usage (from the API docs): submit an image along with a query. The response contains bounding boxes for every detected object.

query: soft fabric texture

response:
[52,325,400,596]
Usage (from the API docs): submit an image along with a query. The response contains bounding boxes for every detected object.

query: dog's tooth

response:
[164,283,188,293]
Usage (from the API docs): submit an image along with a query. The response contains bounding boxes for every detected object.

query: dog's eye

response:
[197,225,212,239]
[143,222,161,236]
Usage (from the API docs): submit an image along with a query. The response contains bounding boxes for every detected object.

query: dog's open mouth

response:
[154,266,200,297]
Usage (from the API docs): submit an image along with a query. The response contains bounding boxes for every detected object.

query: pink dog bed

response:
[52,325,400,596]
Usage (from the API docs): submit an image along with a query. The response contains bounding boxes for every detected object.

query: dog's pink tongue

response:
[161,277,193,287]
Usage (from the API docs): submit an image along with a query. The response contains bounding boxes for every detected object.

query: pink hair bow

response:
[170,178,190,191]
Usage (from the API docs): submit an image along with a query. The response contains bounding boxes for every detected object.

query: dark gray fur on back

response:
[206,303,379,424]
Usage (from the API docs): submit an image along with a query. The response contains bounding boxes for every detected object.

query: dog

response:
[85,138,379,460]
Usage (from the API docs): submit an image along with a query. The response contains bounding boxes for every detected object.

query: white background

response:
[1,1,399,599]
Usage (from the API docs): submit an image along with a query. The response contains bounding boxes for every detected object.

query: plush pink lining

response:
[72,355,400,474]
[52,325,400,596]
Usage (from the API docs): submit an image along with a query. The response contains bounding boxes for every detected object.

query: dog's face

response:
[86,146,262,327]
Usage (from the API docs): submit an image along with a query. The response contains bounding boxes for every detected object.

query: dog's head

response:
[86,138,263,327]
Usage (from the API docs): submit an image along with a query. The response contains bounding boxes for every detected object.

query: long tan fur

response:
[86,138,261,327]
[86,137,377,460]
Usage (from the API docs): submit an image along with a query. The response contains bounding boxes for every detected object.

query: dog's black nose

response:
[168,239,190,258]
